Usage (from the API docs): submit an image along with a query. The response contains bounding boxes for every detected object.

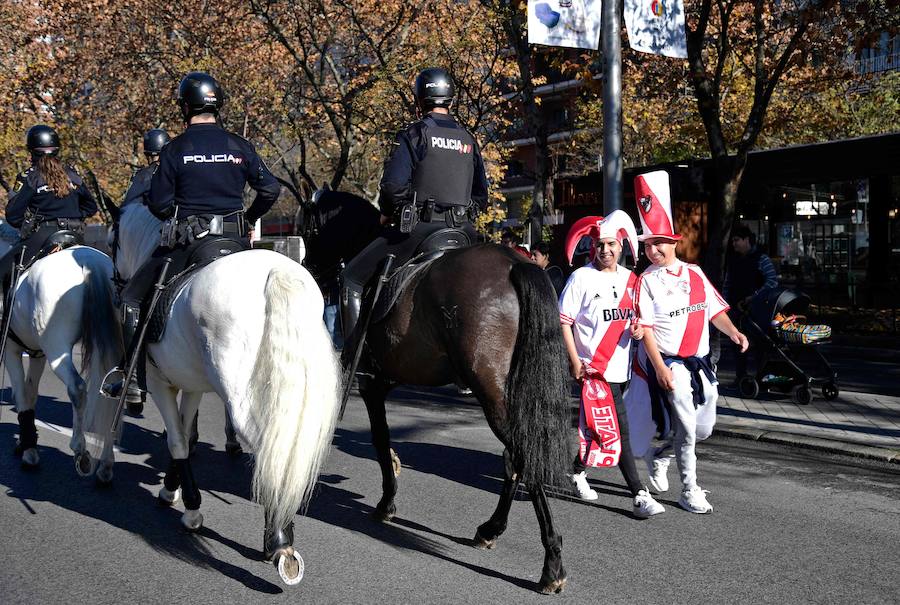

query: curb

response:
[713,425,900,465]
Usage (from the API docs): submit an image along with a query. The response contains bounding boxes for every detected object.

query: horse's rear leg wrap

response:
[163,458,181,492]
[264,520,295,561]
[17,410,38,451]
[175,459,201,510]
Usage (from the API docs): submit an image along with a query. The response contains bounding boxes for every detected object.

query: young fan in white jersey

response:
[559,210,664,519]
[625,171,748,514]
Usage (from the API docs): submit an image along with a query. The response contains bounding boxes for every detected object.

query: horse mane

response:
[117,203,162,280]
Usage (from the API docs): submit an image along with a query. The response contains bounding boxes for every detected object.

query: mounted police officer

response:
[339,67,489,352]
[101,71,281,399]
[1,125,98,292]
[122,128,171,207]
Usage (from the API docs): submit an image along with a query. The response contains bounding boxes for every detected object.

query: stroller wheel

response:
[791,385,813,405]
[821,382,839,401]
[738,376,760,399]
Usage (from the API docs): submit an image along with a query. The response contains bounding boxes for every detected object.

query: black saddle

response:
[30,230,83,266]
[370,227,471,324]
[146,237,246,343]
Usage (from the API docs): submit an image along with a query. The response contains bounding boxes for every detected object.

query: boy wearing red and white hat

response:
[559,210,664,519]
[626,171,747,514]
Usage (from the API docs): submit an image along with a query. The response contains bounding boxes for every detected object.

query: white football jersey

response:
[559,264,637,383]
[635,260,728,358]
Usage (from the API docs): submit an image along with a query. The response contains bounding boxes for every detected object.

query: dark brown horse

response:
[301,190,571,593]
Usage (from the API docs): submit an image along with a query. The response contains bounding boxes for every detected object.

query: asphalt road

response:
[1,377,898,605]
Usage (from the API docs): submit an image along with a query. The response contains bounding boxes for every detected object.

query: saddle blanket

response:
[578,374,622,468]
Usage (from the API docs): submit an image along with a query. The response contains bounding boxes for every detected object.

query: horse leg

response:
[153,381,203,530]
[45,349,88,457]
[224,410,242,457]
[530,483,567,594]
[473,448,521,550]
[360,380,397,522]
[6,346,40,467]
[263,512,304,585]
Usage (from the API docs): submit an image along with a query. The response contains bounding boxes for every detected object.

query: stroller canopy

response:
[750,287,810,328]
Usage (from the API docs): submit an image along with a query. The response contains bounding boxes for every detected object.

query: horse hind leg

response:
[153,381,203,530]
[263,515,304,585]
[473,448,521,550]
[45,350,87,455]
[6,346,40,467]
[360,380,397,522]
[530,483,567,594]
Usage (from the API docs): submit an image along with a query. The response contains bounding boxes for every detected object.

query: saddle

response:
[370,227,471,324]
[145,237,246,343]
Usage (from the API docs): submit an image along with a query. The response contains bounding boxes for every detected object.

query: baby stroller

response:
[737,287,838,405]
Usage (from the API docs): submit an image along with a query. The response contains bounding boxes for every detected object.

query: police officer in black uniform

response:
[122,128,171,207]
[340,67,489,349]
[1,125,97,291]
[101,71,281,398]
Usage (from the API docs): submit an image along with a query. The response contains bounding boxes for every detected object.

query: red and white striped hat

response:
[634,170,681,242]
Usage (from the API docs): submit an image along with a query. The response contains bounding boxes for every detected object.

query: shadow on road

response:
[0,398,282,594]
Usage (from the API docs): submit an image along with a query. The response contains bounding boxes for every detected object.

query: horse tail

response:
[249,266,341,532]
[505,262,571,489]
[80,261,123,459]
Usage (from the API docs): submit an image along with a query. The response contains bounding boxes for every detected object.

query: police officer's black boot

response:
[100,304,148,404]
[339,287,362,368]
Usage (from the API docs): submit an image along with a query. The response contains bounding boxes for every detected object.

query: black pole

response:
[601,0,623,213]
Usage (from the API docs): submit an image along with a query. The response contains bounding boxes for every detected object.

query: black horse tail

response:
[505,262,571,489]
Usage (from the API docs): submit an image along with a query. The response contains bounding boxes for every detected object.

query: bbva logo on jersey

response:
[183,154,243,165]
[431,136,472,154]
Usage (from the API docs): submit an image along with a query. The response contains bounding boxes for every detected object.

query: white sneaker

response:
[633,489,665,518]
[679,486,713,514]
[570,471,598,501]
[645,455,670,493]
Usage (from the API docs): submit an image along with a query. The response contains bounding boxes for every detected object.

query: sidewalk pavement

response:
[714,383,900,464]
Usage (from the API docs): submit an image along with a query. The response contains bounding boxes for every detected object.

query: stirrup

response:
[100,367,144,399]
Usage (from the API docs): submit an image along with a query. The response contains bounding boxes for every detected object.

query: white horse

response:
[114,202,340,585]
[2,244,122,481]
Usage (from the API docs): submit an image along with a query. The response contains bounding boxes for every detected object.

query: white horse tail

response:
[80,264,123,459]
[250,266,340,532]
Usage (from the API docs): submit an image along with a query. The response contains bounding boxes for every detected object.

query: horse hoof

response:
[472,530,497,550]
[371,505,395,523]
[390,448,401,477]
[158,486,181,506]
[74,451,94,477]
[275,548,304,586]
[95,463,114,485]
[538,577,567,595]
[225,442,243,457]
[181,509,203,532]
[21,448,40,469]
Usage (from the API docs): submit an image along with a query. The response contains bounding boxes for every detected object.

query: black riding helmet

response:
[414,68,454,111]
[26,124,61,157]
[143,128,170,155]
[177,71,225,121]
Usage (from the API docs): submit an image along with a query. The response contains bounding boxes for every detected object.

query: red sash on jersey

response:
[577,273,636,468]
[677,268,706,358]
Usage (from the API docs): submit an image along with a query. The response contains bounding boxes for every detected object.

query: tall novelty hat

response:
[634,170,681,241]
[564,210,639,266]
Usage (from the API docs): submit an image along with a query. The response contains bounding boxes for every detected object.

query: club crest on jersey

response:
[431,136,472,154]
[639,194,652,213]
[183,154,243,165]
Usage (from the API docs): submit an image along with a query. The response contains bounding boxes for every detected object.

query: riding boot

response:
[339,287,372,376]
[100,304,148,399]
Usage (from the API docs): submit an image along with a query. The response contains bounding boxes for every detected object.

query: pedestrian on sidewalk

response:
[723,224,778,381]
[559,210,664,519]
[625,171,748,514]
[532,241,565,296]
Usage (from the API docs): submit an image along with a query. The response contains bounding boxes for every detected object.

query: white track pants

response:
[625,360,718,490]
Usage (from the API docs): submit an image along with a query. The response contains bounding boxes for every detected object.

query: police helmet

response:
[143,128,170,155]
[177,72,225,120]
[26,125,61,156]
[414,68,454,111]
